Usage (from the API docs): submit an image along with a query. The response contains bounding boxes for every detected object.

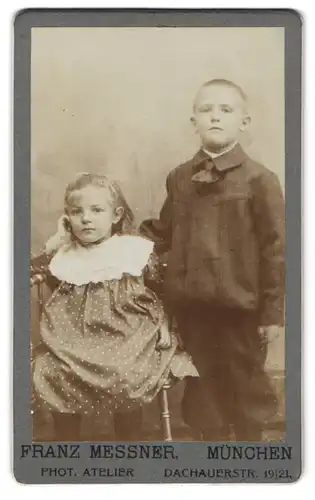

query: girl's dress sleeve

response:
[143,251,167,298]
[144,251,186,350]
[31,251,60,290]
[31,252,49,281]
[30,252,60,379]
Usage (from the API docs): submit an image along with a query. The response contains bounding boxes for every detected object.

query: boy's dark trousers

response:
[175,306,278,442]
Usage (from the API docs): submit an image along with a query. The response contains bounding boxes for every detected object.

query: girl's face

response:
[66,185,122,245]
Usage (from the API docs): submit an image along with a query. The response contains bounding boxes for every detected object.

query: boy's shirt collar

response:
[192,142,247,173]
[202,141,238,159]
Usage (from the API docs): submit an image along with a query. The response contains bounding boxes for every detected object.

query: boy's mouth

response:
[209,126,223,131]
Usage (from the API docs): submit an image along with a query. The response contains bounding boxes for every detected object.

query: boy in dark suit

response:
[140,79,285,441]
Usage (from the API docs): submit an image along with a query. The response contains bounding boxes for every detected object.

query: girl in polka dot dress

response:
[31,173,197,441]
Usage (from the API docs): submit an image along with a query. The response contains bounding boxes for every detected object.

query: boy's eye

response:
[221,106,233,113]
[92,207,104,213]
[199,105,213,113]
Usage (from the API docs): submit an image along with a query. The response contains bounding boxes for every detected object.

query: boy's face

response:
[66,186,122,245]
[192,84,250,152]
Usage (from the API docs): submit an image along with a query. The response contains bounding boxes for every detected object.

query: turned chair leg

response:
[159,382,172,442]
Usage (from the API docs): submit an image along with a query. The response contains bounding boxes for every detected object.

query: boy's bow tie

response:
[191,159,221,184]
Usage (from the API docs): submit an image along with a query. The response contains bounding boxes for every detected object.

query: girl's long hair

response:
[64,173,135,235]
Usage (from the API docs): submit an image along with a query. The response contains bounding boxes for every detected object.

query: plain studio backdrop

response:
[31,26,284,372]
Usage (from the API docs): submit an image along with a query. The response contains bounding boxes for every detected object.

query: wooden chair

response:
[30,274,173,442]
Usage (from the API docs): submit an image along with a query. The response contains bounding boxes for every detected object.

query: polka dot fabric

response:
[32,242,197,416]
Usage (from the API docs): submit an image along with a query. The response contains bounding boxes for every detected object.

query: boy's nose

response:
[210,113,220,122]
[210,107,221,122]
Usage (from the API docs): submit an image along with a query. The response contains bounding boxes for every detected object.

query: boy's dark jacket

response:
[140,144,285,326]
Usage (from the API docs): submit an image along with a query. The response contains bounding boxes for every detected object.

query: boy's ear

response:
[240,114,251,131]
[113,206,124,224]
[190,115,198,133]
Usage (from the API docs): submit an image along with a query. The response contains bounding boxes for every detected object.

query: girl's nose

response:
[81,211,92,223]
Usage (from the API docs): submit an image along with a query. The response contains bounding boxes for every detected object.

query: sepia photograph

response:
[30,26,285,444]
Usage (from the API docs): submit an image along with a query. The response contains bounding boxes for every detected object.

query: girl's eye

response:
[92,207,104,213]
[70,209,81,215]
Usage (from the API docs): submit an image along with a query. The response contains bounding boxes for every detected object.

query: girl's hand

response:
[157,320,172,350]
[44,215,72,253]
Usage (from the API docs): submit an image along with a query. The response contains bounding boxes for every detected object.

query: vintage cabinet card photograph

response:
[14,9,302,484]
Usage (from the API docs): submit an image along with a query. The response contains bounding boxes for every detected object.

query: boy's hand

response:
[157,321,172,350]
[258,325,281,344]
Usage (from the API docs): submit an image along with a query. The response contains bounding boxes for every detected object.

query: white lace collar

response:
[49,234,154,286]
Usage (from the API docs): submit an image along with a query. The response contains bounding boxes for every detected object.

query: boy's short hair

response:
[193,78,248,111]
